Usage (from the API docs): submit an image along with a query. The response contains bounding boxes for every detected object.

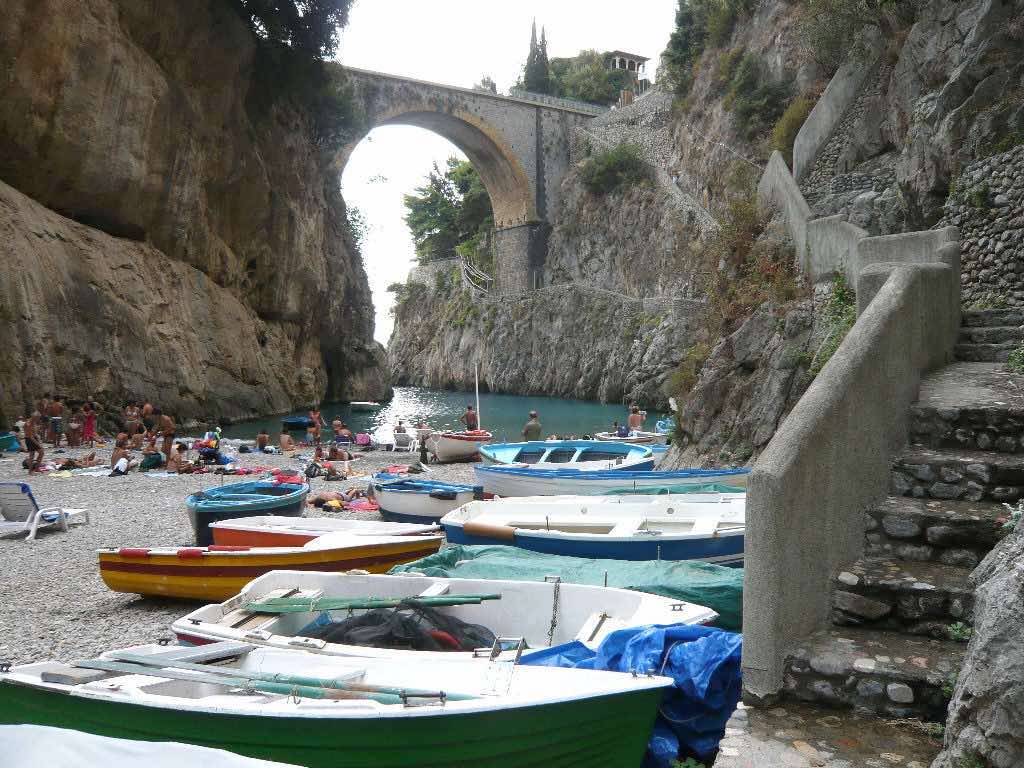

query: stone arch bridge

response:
[340,67,604,294]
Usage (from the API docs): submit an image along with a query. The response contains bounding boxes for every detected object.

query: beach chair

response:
[393,432,418,453]
[0,482,90,541]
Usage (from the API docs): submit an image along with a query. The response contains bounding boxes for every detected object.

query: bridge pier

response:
[493,222,550,295]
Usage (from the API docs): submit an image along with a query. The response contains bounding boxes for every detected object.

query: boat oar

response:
[74,658,403,704]
[243,594,503,614]
[106,651,478,702]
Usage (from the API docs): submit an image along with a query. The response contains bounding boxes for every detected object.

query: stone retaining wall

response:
[938,144,1024,307]
[408,258,459,287]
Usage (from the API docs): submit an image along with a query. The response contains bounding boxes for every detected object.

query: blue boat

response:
[479,440,654,471]
[370,476,479,523]
[186,480,309,546]
[655,418,676,435]
[474,464,750,497]
[281,415,314,431]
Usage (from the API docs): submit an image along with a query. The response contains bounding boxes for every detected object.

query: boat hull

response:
[425,432,492,462]
[210,518,439,547]
[187,482,309,547]
[474,465,750,497]
[97,540,442,601]
[594,431,668,445]
[374,488,476,523]
[0,678,663,768]
[479,440,654,470]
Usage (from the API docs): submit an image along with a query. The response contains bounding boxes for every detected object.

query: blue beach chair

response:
[0,482,90,541]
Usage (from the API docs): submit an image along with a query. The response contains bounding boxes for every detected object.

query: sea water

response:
[216,386,665,443]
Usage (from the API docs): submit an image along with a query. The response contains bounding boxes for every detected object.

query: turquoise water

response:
[217,386,666,442]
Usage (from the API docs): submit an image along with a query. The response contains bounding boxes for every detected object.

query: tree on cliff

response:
[403,159,493,266]
[230,0,353,58]
[550,51,631,106]
[522,20,552,94]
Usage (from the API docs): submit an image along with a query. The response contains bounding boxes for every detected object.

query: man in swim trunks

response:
[48,396,65,447]
[153,408,176,463]
[308,407,322,445]
[462,405,479,431]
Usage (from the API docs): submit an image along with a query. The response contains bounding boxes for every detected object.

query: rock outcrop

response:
[0,0,389,423]
[933,523,1024,768]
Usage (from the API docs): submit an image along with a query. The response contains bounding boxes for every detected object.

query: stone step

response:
[785,626,963,722]
[954,341,1016,362]
[962,308,1024,327]
[909,362,1024,451]
[831,556,974,637]
[865,496,1007,568]
[891,446,1024,502]
[958,325,1024,345]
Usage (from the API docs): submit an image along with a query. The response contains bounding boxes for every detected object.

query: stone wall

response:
[408,258,459,288]
[939,144,1024,307]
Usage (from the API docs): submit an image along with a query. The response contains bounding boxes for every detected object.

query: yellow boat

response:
[97,532,444,601]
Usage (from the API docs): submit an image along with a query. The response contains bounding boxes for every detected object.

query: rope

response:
[547,578,561,646]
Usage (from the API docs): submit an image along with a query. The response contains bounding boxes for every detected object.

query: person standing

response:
[308,407,322,446]
[522,410,542,442]
[124,401,141,437]
[23,412,44,474]
[141,400,155,431]
[153,408,176,463]
[462,405,479,431]
[48,396,65,447]
[82,403,97,448]
[627,405,645,431]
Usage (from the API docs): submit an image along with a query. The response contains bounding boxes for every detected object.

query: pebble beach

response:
[0,444,476,665]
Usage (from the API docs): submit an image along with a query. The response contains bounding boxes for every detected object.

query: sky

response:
[337,0,679,343]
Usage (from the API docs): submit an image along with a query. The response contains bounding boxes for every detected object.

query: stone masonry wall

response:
[938,144,1024,307]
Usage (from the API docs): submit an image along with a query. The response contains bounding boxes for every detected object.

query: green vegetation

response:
[798,0,919,74]
[230,0,351,58]
[988,130,1024,156]
[967,182,992,210]
[771,94,816,167]
[672,759,707,768]
[955,755,986,768]
[946,622,973,642]
[669,342,712,404]
[1007,344,1024,374]
[967,293,1010,310]
[346,205,367,255]
[473,75,498,94]
[580,144,650,195]
[662,0,755,95]
[810,273,856,376]
[523,20,551,94]
[549,51,633,106]
[723,55,793,141]
[402,158,493,267]
[1002,500,1024,531]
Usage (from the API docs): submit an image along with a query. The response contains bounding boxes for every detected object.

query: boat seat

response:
[109,641,255,665]
[690,517,720,536]
[418,582,450,597]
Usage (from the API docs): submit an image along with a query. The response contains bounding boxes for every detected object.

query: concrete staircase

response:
[780,313,1020,724]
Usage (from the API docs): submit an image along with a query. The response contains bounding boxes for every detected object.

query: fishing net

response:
[300,604,497,652]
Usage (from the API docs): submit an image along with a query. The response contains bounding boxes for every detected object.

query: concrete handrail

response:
[758,151,812,265]
[741,261,960,701]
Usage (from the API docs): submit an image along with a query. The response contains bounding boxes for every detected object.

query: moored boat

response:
[210,516,441,547]
[425,430,493,462]
[172,570,718,657]
[593,430,668,445]
[186,480,308,546]
[370,477,479,523]
[281,416,314,431]
[479,440,654,470]
[474,464,750,497]
[441,494,745,565]
[97,532,443,601]
[348,401,381,412]
[0,643,671,768]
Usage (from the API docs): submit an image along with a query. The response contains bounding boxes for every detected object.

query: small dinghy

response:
[281,416,314,431]
[97,532,443,601]
[210,516,441,547]
[187,480,309,546]
[172,570,718,659]
[480,440,654,470]
[593,430,668,445]
[425,430,493,462]
[370,477,479,523]
[442,494,745,565]
[348,401,381,412]
[0,642,671,768]
[474,464,750,497]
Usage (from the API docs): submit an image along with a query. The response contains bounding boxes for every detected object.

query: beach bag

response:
[355,433,371,446]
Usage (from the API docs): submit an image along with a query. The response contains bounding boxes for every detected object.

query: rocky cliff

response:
[0,0,389,424]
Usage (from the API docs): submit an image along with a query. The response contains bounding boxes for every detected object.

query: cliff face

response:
[0,0,389,423]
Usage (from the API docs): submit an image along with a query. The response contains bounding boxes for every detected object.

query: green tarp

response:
[389,544,743,631]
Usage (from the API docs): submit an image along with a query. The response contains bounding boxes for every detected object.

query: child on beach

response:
[109,439,137,476]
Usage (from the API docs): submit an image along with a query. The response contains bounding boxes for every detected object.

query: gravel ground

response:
[0,444,477,665]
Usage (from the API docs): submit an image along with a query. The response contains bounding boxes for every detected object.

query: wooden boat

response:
[281,416,314,431]
[348,401,381,412]
[474,464,750,497]
[172,570,718,658]
[425,430,493,462]
[479,440,654,470]
[97,532,443,601]
[370,477,479,523]
[210,516,440,547]
[442,494,745,565]
[0,642,671,768]
[187,480,308,546]
[593,430,668,445]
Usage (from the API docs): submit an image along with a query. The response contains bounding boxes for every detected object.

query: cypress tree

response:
[523,19,551,94]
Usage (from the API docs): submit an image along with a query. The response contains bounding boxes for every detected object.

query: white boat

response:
[172,570,718,659]
[370,477,478,523]
[442,494,745,565]
[0,643,672,766]
[593,431,668,445]
[348,401,381,412]
[425,430,493,462]
[209,516,441,547]
[474,464,750,497]
[479,440,654,470]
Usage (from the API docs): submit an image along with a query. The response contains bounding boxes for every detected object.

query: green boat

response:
[0,642,671,767]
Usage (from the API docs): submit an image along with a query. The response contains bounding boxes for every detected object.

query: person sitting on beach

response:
[256,429,270,451]
[338,422,354,442]
[109,439,137,476]
[279,430,295,451]
[165,442,194,473]
[58,452,104,470]
[23,414,44,474]
[139,431,165,470]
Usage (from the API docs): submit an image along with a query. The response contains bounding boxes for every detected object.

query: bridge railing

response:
[507,88,609,116]
[460,255,493,296]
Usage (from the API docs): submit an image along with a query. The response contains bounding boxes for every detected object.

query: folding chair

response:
[393,432,418,453]
[0,482,90,541]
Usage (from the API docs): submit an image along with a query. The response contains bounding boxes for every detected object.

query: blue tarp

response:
[521,624,742,767]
